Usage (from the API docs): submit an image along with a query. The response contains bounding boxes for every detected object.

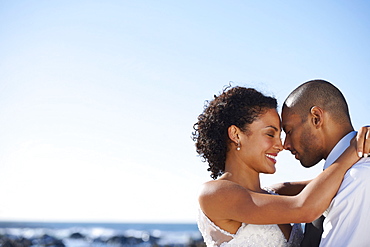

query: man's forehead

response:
[281,106,294,119]
[281,109,301,127]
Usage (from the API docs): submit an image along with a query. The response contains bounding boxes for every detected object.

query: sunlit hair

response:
[192,86,277,179]
[283,79,351,124]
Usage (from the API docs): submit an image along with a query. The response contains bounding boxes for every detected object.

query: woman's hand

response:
[356,126,370,158]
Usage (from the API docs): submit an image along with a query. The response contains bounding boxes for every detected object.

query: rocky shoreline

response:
[0,229,206,247]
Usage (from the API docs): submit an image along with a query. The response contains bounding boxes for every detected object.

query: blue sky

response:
[0,1,369,223]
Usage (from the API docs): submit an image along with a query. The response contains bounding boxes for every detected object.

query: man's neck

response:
[323,131,357,170]
[323,124,354,160]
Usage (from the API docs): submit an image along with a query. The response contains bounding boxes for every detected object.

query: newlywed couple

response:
[193,79,370,247]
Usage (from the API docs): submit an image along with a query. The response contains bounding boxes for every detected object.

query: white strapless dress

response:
[197,209,303,247]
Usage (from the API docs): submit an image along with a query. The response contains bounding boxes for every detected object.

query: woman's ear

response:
[310,106,324,128]
[228,125,240,144]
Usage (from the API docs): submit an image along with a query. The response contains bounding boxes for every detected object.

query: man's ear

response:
[228,125,240,144]
[310,106,324,128]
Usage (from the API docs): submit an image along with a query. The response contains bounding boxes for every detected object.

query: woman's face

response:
[239,108,283,174]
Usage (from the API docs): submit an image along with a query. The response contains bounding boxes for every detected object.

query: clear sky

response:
[0,0,369,223]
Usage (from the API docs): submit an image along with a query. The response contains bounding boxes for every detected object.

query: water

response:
[0,221,205,247]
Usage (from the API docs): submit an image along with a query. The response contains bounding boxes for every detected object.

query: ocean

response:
[0,221,205,247]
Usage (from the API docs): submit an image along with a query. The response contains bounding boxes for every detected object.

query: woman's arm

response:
[200,136,360,225]
[267,180,311,196]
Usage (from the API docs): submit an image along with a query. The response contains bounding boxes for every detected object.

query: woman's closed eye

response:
[267,133,275,138]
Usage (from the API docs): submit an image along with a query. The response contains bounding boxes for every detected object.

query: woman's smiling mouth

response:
[265,153,277,163]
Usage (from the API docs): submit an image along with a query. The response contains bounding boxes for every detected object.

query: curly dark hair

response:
[192,86,277,179]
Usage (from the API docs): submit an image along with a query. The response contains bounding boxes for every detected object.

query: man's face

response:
[281,108,324,167]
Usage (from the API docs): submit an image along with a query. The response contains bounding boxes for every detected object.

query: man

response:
[281,79,370,246]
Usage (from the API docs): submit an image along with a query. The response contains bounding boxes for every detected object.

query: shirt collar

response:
[323,131,357,170]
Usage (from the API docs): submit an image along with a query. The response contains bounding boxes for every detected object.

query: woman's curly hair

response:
[192,86,277,179]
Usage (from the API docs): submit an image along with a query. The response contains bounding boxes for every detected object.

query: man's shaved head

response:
[283,79,351,124]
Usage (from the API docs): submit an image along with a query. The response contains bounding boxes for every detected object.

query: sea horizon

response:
[0,220,198,231]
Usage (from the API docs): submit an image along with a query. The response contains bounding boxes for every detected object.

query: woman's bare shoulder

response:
[198,179,256,223]
[200,179,245,194]
[199,180,251,207]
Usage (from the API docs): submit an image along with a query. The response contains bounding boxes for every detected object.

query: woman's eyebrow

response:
[265,125,279,131]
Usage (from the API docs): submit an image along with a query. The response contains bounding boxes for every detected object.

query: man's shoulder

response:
[349,157,370,171]
[342,158,370,183]
[355,156,370,165]
[328,159,370,211]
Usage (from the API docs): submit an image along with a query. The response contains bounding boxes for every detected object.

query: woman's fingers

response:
[357,126,370,157]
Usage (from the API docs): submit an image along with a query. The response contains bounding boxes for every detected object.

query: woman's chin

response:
[263,167,276,174]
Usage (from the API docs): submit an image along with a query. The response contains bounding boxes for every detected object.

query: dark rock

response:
[31,234,65,247]
[69,232,85,239]
[107,235,127,245]
[92,237,106,243]
[0,236,32,247]
[126,236,144,245]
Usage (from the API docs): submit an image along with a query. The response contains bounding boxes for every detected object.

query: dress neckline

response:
[199,209,297,246]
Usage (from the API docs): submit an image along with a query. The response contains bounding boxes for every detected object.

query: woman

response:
[192,86,368,246]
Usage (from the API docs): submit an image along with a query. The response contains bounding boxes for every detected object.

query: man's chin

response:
[300,160,319,168]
